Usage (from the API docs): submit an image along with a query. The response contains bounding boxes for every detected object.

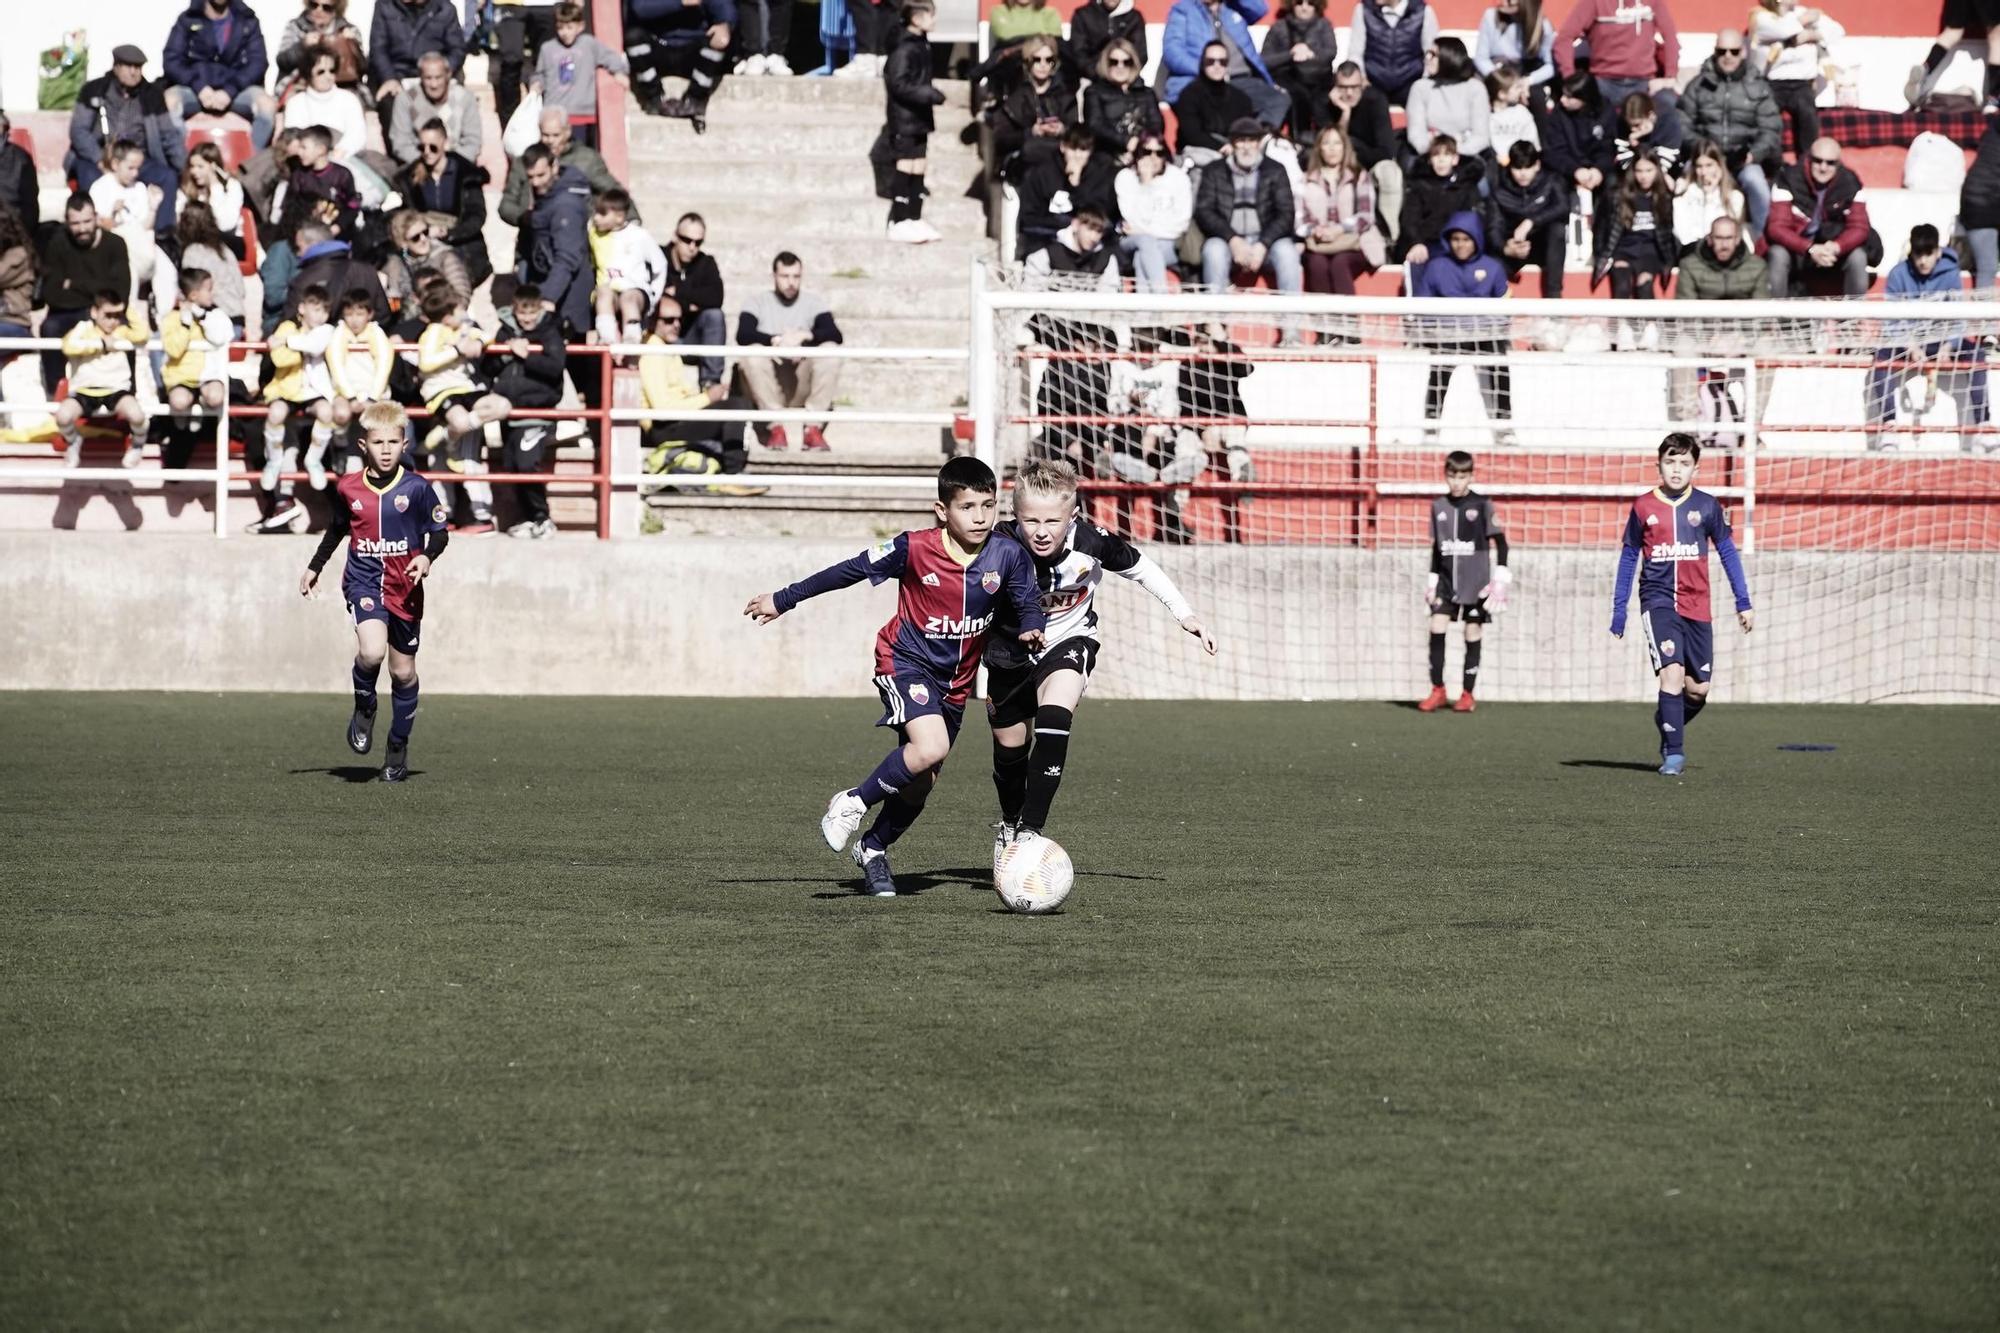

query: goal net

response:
[971,271,2000,704]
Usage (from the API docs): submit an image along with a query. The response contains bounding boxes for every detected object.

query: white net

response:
[975,273,2000,703]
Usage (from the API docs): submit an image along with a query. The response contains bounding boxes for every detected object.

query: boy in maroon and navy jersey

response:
[746,457,1047,897]
[1611,433,1755,776]
[300,402,449,783]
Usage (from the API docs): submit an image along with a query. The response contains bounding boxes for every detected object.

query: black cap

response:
[1227,116,1267,141]
[111,44,147,68]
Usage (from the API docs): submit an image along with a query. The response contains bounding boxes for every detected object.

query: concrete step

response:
[706,75,974,110]
[772,276,980,321]
[694,236,988,285]
[628,150,989,202]
[644,94,978,135]
[626,117,983,161]
[637,192,987,238]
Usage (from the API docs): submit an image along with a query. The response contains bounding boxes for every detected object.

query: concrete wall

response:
[4,532,1997,701]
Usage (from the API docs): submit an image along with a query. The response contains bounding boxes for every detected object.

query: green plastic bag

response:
[38,30,88,111]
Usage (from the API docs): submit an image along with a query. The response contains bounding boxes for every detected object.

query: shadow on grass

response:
[290,766,411,783]
[1561,759,1661,773]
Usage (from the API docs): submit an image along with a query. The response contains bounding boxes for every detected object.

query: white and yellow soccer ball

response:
[997,834,1074,914]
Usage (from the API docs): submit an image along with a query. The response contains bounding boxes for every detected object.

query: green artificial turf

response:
[1,694,1995,1331]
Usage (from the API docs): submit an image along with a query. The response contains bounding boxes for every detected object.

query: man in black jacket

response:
[368,0,467,138]
[1015,128,1121,259]
[488,284,568,539]
[1196,118,1302,294]
[1325,60,1402,244]
[0,113,37,232]
[661,212,728,388]
[516,147,595,340]
[37,195,131,393]
[1173,42,1258,156]
[1481,142,1570,297]
[65,46,187,214]
[1064,0,1148,83]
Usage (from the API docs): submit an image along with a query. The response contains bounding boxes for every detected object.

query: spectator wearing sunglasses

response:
[1678,29,1781,238]
[394,119,493,287]
[993,35,1078,181]
[367,0,467,139]
[1765,136,1876,297]
[1194,117,1303,295]
[1064,0,1149,86]
[383,207,474,309]
[1262,0,1340,136]
[275,0,366,94]
[514,144,595,340]
[387,49,483,167]
[1172,41,1259,158]
[661,213,729,388]
[1083,41,1163,163]
[1116,133,1194,292]
[1162,0,1290,133]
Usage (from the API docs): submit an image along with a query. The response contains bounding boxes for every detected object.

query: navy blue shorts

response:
[874,670,963,744]
[348,593,422,656]
[1642,608,1712,683]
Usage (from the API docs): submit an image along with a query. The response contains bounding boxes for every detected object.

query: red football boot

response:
[1417,686,1448,713]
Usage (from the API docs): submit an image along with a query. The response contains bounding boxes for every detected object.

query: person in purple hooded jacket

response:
[1409,208,1516,446]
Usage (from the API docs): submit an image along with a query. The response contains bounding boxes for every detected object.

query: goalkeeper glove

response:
[1425,572,1439,605]
[1479,565,1511,614]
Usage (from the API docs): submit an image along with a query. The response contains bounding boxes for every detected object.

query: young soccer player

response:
[987,459,1217,875]
[587,187,666,347]
[328,288,393,474]
[261,284,346,518]
[159,267,233,471]
[1610,433,1755,775]
[299,402,450,784]
[1419,450,1511,713]
[744,457,1049,897]
[415,285,510,534]
[56,290,151,470]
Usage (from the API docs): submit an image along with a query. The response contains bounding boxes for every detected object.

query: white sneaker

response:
[61,439,81,468]
[120,443,144,469]
[821,788,868,852]
[305,450,328,490]
[1492,427,1519,448]
[532,519,557,539]
[260,452,283,491]
[508,521,538,538]
[835,54,873,79]
[885,219,928,244]
[765,54,792,76]
[740,53,768,76]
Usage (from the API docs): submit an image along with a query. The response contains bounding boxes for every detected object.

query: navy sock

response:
[1684,693,1707,727]
[1019,706,1073,832]
[993,737,1031,827]
[352,659,380,712]
[1462,639,1482,695]
[1658,691,1685,756]
[389,676,419,747]
[1428,632,1446,688]
[854,747,915,807]
[862,781,930,852]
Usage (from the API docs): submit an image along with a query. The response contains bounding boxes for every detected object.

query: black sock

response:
[1019,705,1073,832]
[1428,632,1446,688]
[1462,639,1483,695]
[889,171,919,223]
[1984,63,2000,104]
[992,737,1032,827]
[1925,43,1948,74]
[1684,693,1707,727]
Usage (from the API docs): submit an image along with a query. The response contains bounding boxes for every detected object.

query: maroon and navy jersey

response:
[1617,486,1751,623]
[334,468,447,621]
[775,528,1047,705]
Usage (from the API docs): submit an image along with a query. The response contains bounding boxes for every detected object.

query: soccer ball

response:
[997,835,1074,914]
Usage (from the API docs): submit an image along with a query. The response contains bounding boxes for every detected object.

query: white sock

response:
[307,422,333,461]
[59,422,82,447]
[277,447,298,498]
[595,312,620,344]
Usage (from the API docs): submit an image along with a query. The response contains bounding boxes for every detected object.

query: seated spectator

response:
[1672,140,1744,257]
[1346,0,1437,108]
[979,0,1064,111]
[1538,70,1616,203]
[0,114,35,232]
[1676,215,1763,299]
[500,107,622,227]
[56,290,152,470]
[737,0,796,78]
[88,143,169,312]
[1907,6,1999,111]
[533,2,631,148]
[1173,42,1258,158]
[282,48,369,161]
[1396,133,1480,263]
[1866,225,1988,453]
[180,143,247,254]
[993,36,1078,181]
[1552,0,1680,116]
[67,46,189,221]
[1064,0,1148,87]
[1487,63,1539,165]
[514,145,595,341]
[1178,321,1254,493]
[175,202,248,335]
[1083,40,1163,165]
[38,196,132,394]
[640,296,753,485]
[495,2,562,130]
[1675,28,1776,236]
[275,0,366,96]
[1162,0,1290,133]
[264,126,362,302]
[1473,0,1555,91]
[1751,0,1841,158]
[1766,136,1874,297]
[159,266,234,471]
[368,0,466,135]
[1325,61,1402,241]
[1483,141,1568,297]
[1670,215,1769,443]
[625,0,734,129]
[1262,0,1340,138]
[285,219,388,326]
[1594,151,1677,303]
[737,252,844,450]
[1614,91,1683,181]
[395,120,493,287]
[1298,127,1384,295]
[262,283,346,497]
[1017,127,1120,259]
[1961,122,2000,292]
[588,188,667,345]
[382,208,474,307]
[486,283,569,537]
[660,213,727,389]
[1409,210,1513,445]
[0,206,35,398]
[388,50,482,167]
[413,283,505,531]
[1195,118,1302,294]
[164,0,278,151]
[1116,132,1195,293]
[1408,37,1489,161]
[1025,207,1123,290]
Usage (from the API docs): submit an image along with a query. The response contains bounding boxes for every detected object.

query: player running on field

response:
[299,402,450,783]
[1610,432,1754,776]
[987,459,1217,877]
[1418,449,1510,713]
[744,457,1048,898]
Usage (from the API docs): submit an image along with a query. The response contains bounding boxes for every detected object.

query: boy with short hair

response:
[588,187,667,347]
[160,267,234,471]
[299,401,450,784]
[486,283,568,538]
[532,1,631,146]
[877,0,946,244]
[745,458,1049,897]
[261,284,348,525]
[1419,450,1510,712]
[415,284,511,534]
[988,459,1216,873]
[56,289,150,470]
[1611,433,1755,776]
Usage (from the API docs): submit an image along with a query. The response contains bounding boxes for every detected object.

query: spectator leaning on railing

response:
[1765,136,1874,297]
[163,0,278,151]
[515,145,596,341]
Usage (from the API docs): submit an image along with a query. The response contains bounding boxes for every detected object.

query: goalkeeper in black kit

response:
[1419,450,1510,713]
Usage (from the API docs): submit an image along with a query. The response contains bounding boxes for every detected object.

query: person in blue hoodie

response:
[1865,225,1991,454]
[1161,0,1291,132]
[1409,209,1516,446]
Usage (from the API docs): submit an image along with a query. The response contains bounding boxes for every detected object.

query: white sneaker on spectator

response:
[533,519,557,539]
[886,219,930,243]
[740,53,768,76]
[120,443,144,469]
[898,218,943,243]
[260,453,282,491]
[304,451,328,490]
[766,54,793,76]
[507,521,538,538]
[61,439,80,468]
[835,54,873,79]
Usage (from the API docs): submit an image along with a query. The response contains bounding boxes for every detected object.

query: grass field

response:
[2,693,1996,1331]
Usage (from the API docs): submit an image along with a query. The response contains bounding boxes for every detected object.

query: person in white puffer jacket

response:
[1750,0,1843,166]
[1114,133,1194,293]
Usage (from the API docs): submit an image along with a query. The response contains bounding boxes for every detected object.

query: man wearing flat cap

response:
[1193,115,1302,293]
[66,44,189,227]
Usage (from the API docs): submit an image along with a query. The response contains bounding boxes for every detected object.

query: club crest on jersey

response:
[431,504,448,523]
[394,494,410,512]
[908,682,931,705]
[1689,511,1702,525]
[1466,507,1479,520]
[981,571,1001,593]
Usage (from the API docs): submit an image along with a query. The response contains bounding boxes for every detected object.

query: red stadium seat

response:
[185,121,255,173]
[7,127,34,165]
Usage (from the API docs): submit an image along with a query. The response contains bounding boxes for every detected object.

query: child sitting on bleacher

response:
[160,267,234,471]
[56,289,151,470]
[588,187,667,347]
[416,285,511,534]
[329,288,394,474]
[262,284,346,521]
